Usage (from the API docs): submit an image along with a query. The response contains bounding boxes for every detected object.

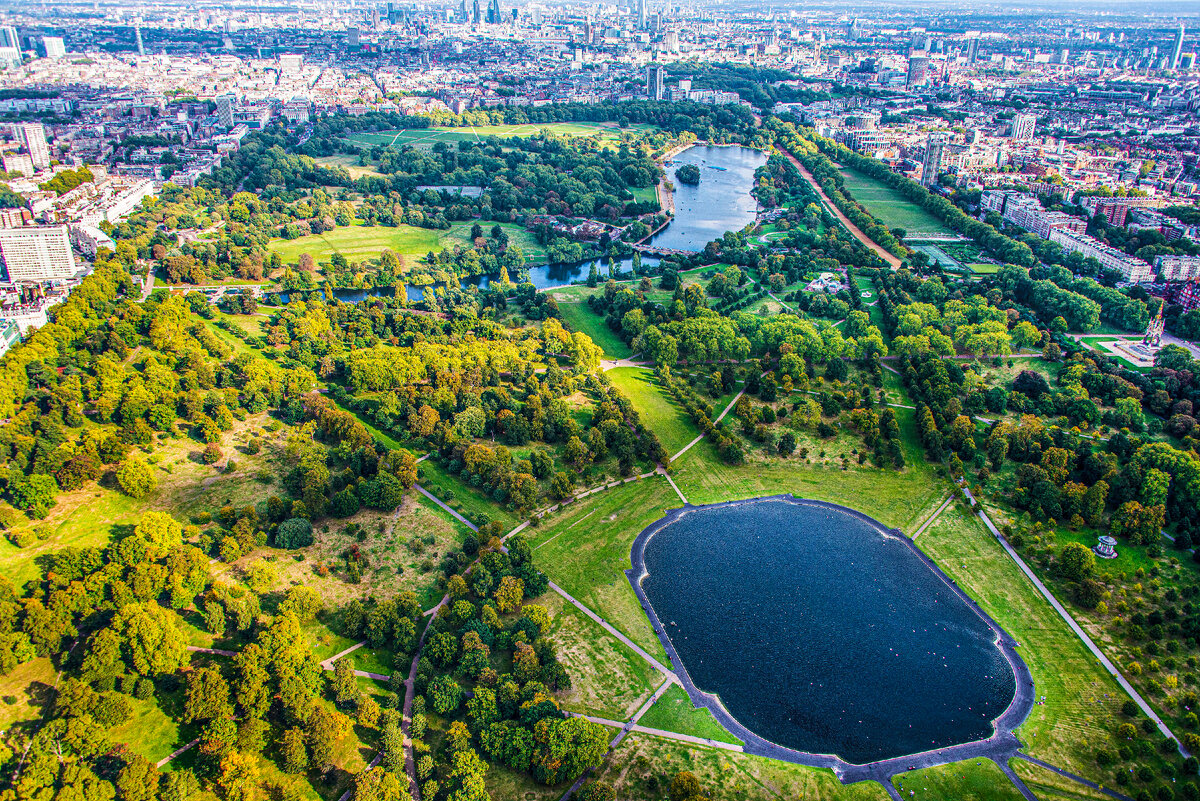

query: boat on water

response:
[707,165,728,171]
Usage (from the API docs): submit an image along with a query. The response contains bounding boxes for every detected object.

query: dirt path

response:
[778,148,903,269]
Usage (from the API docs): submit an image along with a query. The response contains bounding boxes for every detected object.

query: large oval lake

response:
[638,498,1016,764]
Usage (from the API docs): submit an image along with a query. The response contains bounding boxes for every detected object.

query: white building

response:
[69,224,115,258]
[0,226,78,282]
[41,36,66,58]
[12,123,49,171]
[1011,113,1036,142]
[0,26,20,67]
[1048,228,1153,282]
[1154,255,1200,282]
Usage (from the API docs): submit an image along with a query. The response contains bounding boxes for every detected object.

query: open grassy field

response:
[542,592,664,720]
[417,457,520,531]
[315,154,384,179]
[837,167,955,237]
[341,122,658,150]
[593,734,890,801]
[605,367,699,457]
[891,760,1026,801]
[637,683,742,745]
[916,505,1131,782]
[528,476,679,663]
[558,302,631,360]
[268,222,443,265]
[0,657,55,729]
[671,415,944,533]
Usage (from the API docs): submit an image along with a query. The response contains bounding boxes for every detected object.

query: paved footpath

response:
[910,496,953,540]
[963,485,1186,755]
[669,388,744,463]
[548,580,676,678]
[1014,753,1133,801]
[414,484,479,532]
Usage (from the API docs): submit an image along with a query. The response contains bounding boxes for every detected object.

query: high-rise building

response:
[12,123,49,171]
[1172,23,1186,70]
[906,55,929,88]
[0,226,78,283]
[1011,113,1036,141]
[41,36,66,58]
[486,0,501,23]
[134,24,145,56]
[472,0,481,24]
[664,30,679,53]
[965,36,979,64]
[0,26,20,66]
[637,0,647,30]
[347,27,360,46]
[646,63,664,100]
[921,133,947,187]
[216,95,236,129]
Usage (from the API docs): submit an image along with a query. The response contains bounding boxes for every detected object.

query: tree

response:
[306,706,351,770]
[1059,542,1096,582]
[116,754,160,801]
[494,575,525,613]
[333,657,359,707]
[353,767,411,801]
[216,750,262,801]
[276,517,313,549]
[428,674,463,715]
[111,603,188,676]
[8,473,58,516]
[280,726,308,773]
[184,665,232,722]
[116,456,157,498]
[670,771,705,801]
[531,717,609,785]
[674,164,700,185]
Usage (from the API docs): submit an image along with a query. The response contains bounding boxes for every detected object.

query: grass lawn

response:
[837,166,955,237]
[440,221,545,258]
[269,491,465,610]
[637,683,742,746]
[110,692,185,764]
[315,154,384,179]
[605,366,699,457]
[268,221,443,265]
[0,657,55,729]
[1009,758,1110,801]
[916,505,1133,782]
[670,424,943,533]
[593,734,889,800]
[542,592,664,721]
[968,263,1002,275]
[528,476,679,663]
[892,760,1025,801]
[559,302,631,360]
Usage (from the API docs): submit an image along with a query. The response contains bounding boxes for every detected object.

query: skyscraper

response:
[921,134,947,188]
[965,37,979,64]
[0,26,21,66]
[1172,23,1186,70]
[347,27,360,46]
[646,63,664,101]
[637,0,647,30]
[12,123,49,171]
[216,95,236,129]
[0,226,77,282]
[134,24,145,56]
[41,36,66,58]
[472,0,481,25]
[1011,113,1036,141]
[906,56,929,88]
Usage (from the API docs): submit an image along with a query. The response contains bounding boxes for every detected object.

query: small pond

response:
[634,497,1018,765]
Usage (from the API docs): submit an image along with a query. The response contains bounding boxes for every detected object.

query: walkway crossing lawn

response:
[1009,759,1110,801]
[916,505,1138,784]
[637,683,743,746]
[110,693,186,765]
[558,301,632,359]
[592,734,890,801]
[892,761,1025,801]
[341,122,658,150]
[837,166,955,237]
[417,458,520,530]
[605,366,700,456]
[543,592,664,721]
[528,476,679,664]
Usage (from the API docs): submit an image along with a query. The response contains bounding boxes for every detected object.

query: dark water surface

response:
[649,144,768,252]
[640,499,1015,764]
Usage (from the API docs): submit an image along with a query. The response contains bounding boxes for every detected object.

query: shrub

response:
[201,444,222,464]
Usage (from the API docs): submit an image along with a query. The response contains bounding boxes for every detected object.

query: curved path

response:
[777,147,903,270]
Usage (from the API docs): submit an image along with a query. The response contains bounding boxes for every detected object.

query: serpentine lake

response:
[637,498,1017,765]
[649,144,768,252]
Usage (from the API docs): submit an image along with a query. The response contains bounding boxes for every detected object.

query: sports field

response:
[342,122,657,150]
[837,167,956,237]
